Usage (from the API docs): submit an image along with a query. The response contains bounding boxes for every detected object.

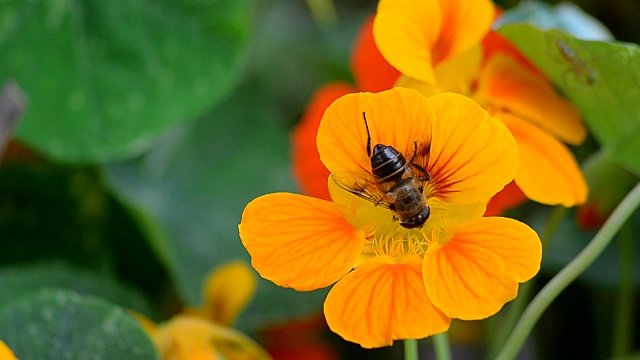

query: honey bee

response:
[332,112,432,229]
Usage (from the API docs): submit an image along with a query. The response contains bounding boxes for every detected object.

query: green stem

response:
[612,222,635,357]
[488,206,566,358]
[433,333,452,360]
[304,0,337,28]
[495,182,640,360]
[404,339,418,360]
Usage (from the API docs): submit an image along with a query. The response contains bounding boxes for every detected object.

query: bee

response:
[332,112,432,229]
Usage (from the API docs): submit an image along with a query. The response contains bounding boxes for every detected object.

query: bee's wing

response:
[407,132,432,181]
[331,172,390,209]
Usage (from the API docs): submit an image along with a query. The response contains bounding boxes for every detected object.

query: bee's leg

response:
[409,141,431,181]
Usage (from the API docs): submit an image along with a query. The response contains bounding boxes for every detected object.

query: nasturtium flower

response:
[240,88,542,348]
[135,261,270,360]
[292,16,399,201]
[373,0,588,211]
[0,340,17,360]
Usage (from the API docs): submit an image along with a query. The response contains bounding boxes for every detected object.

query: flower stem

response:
[404,339,418,360]
[612,222,635,357]
[433,333,452,360]
[495,182,640,360]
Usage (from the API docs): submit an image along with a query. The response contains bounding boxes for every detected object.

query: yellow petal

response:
[498,113,588,206]
[200,261,257,326]
[424,217,541,320]
[130,310,158,337]
[374,0,442,84]
[374,0,493,85]
[324,255,451,348]
[317,88,432,177]
[425,93,518,204]
[433,45,482,94]
[475,54,586,145]
[154,315,271,360]
[239,193,364,291]
[0,340,17,360]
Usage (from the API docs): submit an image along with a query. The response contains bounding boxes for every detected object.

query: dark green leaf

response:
[498,24,640,177]
[0,261,153,316]
[0,288,159,360]
[0,0,250,162]
[103,77,329,331]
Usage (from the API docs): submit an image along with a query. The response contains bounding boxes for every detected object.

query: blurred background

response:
[1,0,639,359]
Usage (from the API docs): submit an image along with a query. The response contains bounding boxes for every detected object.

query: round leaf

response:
[0,288,160,360]
[0,0,250,162]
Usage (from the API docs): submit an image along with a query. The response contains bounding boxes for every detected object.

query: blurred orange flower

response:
[240,88,541,348]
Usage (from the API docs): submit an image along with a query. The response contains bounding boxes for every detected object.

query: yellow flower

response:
[135,261,270,360]
[0,340,18,360]
[373,0,588,208]
[239,88,541,348]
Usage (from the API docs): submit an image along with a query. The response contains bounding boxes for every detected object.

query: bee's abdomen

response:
[370,144,406,182]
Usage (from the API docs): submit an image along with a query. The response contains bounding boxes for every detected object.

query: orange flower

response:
[292,16,399,200]
[240,88,541,348]
[373,0,588,212]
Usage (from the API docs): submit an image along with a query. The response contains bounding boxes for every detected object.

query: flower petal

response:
[498,113,588,206]
[351,16,400,92]
[317,88,432,176]
[475,54,586,145]
[374,0,442,84]
[424,217,541,320]
[293,83,355,201]
[324,255,451,348]
[201,261,256,326]
[154,315,270,360]
[239,193,365,291]
[0,340,17,360]
[373,0,494,84]
[425,93,518,204]
[484,181,527,216]
[434,0,495,64]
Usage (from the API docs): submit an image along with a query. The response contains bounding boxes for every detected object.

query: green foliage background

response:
[1,0,639,359]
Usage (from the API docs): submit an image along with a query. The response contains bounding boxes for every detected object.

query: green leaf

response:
[0,288,160,360]
[0,0,250,163]
[102,77,329,331]
[0,262,153,317]
[497,24,640,177]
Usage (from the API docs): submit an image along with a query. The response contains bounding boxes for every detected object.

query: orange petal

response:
[374,0,441,84]
[200,261,256,326]
[351,16,400,92]
[434,0,495,64]
[373,0,494,84]
[154,315,271,360]
[498,113,588,206]
[324,255,451,348]
[293,83,355,201]
[317,88,432,176]
[426,93,518,204]
[481,31,543,77]
[424,217,541,320]
[475,54,586,145]
[484,181,527,216]
[239,193,364,291]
